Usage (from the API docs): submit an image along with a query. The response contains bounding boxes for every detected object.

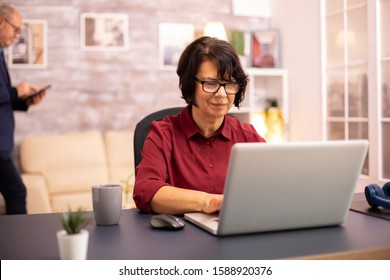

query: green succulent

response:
[60,207,90,235]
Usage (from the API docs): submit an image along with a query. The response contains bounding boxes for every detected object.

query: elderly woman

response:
[133,36,266,214]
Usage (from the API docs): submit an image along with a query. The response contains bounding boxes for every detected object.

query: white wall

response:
[270,0,323,141]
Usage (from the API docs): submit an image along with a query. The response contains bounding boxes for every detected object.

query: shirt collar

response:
[220,117,232,140]
[179,105,232,141]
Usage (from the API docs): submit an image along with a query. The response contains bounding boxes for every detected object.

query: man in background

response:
[0,4,47,214]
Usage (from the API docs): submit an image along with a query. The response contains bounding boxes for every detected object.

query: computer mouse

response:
[149,214,185,231]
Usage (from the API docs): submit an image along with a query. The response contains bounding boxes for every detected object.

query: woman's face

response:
[193,60,235,119]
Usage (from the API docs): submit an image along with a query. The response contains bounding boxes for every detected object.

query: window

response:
[381,0,390,179]
[322,0,389,190]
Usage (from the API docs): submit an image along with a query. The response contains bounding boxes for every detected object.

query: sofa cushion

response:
[104,130,135,208]
[51,192,94,213]
[20,130,110,197]
[104,130,134,184]
[21,174,52,214]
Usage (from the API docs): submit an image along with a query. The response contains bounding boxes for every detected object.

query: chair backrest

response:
[133,107,183,170]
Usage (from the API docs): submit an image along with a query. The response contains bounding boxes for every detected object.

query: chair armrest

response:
[21,174,52,214]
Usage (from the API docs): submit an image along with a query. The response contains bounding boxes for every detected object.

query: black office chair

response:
[133,107,183,170]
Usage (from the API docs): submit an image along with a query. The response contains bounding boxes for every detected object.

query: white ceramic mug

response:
[92,184,122,225]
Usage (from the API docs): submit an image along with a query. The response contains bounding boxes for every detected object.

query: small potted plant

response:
[56,207,90,260]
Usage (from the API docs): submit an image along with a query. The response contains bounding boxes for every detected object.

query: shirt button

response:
[209,163,214,168]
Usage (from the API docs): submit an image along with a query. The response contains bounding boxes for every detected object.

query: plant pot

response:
[56,229,89,260]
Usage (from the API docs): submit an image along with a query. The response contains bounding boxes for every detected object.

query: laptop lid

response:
[185,140,369,236]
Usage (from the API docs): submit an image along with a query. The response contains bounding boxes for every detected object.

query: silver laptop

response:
[184,140,369,236]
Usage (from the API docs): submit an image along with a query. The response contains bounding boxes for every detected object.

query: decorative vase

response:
[56,229,89,260]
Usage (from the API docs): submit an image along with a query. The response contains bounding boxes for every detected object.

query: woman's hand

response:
[150,186,224,215]
[201,194,224,214]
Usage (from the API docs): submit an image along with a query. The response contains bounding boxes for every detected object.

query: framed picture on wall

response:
[251,30,280,68]
[8,19,47,69]
[80,13,129,51]
[158,23,194,70]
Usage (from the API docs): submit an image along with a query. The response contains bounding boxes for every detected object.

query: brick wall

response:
[5,0,268,152]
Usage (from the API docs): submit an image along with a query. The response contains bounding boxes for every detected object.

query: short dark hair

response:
[176,36,248,108]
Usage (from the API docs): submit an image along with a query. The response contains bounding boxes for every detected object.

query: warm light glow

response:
[252,112,267,137]
[336,29,357,48]
[203,22,228,41]
[252,109,286,143]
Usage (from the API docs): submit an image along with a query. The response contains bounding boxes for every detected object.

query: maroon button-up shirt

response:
[133,105,266,213]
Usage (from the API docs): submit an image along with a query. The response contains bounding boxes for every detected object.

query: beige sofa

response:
[0,130,135,214]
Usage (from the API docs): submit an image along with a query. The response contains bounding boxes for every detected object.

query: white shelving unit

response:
[230,67,289,139]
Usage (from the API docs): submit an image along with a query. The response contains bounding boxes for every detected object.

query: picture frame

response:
[158,23,194,70]
[8,19,47,69]
[80,13,129,51]
[251,30,280,68]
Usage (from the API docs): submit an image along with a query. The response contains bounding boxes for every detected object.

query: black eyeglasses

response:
[3,17,21,35]
[195,77,241,95]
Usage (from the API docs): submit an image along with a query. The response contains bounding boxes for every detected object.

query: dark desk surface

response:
[1,195,390,260]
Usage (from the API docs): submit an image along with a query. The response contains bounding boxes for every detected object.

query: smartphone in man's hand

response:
[24,84,51,103]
